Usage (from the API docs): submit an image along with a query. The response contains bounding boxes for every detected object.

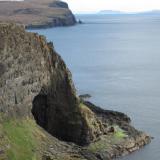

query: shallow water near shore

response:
[30,14,160,160]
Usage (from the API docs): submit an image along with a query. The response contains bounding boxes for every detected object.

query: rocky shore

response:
[0,0,76,29]
[0,23,151,160]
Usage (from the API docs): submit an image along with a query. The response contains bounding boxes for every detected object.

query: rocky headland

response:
[0,0,76,29]
[0,23,151,160]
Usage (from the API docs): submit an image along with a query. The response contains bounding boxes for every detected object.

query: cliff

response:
[0,23,151,160]
[0,0,76,29]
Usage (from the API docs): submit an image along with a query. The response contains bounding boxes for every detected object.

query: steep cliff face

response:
[0,23,102,145]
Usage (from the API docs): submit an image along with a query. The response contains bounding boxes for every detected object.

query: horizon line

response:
[74,9,160,15]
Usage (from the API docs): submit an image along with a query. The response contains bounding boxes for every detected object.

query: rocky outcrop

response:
[0,22,102,146]
[0,23,151,160]
[0,0,76,29]
[80,102,151,160]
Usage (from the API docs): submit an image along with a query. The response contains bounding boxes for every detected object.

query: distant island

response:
[98,10,160,15]
[0,0,77,29]
[99,10,125,15]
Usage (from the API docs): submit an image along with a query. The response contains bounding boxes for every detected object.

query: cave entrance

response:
[32,94,48,130]
[31,93,84,145]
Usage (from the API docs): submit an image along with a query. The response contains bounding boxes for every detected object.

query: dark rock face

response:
[27,11,77,29]
[0,23,102,145]
[84,101,131,124]
[32,95,48,129]
[0,63,6,77]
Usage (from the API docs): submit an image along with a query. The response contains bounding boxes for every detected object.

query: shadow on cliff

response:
[31,92,87,146]
[32,94,48,130]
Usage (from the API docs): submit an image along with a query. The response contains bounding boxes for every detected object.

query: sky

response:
[1,0,160,13]
[64,0,160,13]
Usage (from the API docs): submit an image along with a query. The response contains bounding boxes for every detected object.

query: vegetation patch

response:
[1,118,41,160]
[113,125,128,139]
[86,136,110,152]
[86,125,128,153]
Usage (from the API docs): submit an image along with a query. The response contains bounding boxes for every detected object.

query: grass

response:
[0,116,87,160]
[114,130,127,138]
[86,136,110,152]
[113,125,128,139]
[1,118,40,160]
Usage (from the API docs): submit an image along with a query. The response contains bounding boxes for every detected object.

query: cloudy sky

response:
[64,0,160,13]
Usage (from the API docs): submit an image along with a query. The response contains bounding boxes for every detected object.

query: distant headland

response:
[0,0,77,29]
[98,10,160,15]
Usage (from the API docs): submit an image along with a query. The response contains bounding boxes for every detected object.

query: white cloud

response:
[64,0,160,13]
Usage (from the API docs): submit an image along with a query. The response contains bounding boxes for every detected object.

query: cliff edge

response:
[0,23,151,160]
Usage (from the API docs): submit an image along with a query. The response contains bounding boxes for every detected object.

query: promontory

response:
[0,23,151,160]
[0,0,76,29]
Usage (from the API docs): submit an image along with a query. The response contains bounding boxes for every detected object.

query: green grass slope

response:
[0,118,41,160]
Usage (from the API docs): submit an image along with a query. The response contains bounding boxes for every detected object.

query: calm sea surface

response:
[30,14,160,160]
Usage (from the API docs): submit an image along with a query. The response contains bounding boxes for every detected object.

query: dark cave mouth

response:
[32,94,48,130]
[31,94,86,146]
[31,94,74,144]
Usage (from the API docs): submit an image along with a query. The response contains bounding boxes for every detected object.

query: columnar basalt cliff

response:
[0,23,151,160]
[0,0,76,29]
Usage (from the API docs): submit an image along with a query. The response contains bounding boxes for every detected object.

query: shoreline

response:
[79,101,151,159]
[26,20,77,30]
